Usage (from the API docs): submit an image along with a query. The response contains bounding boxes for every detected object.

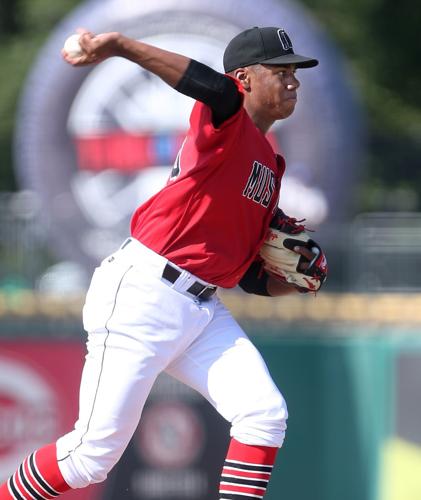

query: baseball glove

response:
[259,209,328,293]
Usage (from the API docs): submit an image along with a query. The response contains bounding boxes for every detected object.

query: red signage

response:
[0,341,103,500]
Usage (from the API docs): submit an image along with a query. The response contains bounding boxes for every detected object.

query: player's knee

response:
[231,390,288,448]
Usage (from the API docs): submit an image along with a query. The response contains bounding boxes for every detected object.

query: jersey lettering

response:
[242,160,276,208]
[253,167,269,204]
[260,173,276,208]
[242,161,263,198]
[169,138,186,181]
[170,155,180,180]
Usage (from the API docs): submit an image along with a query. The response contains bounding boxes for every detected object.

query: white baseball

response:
[63,34,84,58]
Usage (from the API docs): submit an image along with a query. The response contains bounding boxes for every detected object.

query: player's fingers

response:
[293,246,314,261]
[79,32,95,53]
[62,50,93,66]
[61,49,78,63]
[294,246,319,272]
[76,27,92,36]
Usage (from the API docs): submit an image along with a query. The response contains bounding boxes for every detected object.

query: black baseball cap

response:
[223,26,318,72]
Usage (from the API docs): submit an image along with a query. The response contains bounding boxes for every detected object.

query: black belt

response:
[162,263,217,300]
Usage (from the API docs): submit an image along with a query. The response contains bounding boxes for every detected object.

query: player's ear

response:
[234,67,251,91]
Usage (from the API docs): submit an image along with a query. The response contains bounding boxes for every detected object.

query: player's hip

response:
[82,238,218,356]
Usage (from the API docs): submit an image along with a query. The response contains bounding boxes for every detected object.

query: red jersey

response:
[131,97,285,288]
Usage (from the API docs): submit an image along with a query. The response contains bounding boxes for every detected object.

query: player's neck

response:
[243,102,273,134]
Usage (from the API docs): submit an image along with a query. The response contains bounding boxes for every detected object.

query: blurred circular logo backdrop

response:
[15,0,363,271]
[0,358,59,481]
[136,401,204,469]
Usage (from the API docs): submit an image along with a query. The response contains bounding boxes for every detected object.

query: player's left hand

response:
[259,210,328,293]
[292,240,328,292]
[294,245,316,272]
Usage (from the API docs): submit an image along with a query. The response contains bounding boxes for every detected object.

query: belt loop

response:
[120,238,132,250]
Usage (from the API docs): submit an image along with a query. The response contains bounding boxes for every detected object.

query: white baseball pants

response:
[56,238,288,488]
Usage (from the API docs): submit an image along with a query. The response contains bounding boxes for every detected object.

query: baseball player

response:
[1,26,326,499]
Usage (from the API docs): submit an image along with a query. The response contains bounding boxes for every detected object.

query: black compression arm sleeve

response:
[238,260,271,297]
[175,59,242,127]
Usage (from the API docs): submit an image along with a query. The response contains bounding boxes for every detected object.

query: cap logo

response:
[277,29,293,51]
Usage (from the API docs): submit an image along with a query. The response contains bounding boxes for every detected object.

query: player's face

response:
[248,64,300,124]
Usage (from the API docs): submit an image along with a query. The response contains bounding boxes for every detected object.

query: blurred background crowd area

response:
[0,2,420,500]
[0,0,419,309]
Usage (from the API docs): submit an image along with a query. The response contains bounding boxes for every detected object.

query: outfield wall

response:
[253,330,421,500]
[0,293,420,500]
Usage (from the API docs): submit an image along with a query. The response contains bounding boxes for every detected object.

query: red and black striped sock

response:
[0,443,71,499]
[219,438,278,499]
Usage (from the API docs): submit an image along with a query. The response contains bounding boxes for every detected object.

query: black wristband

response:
[238,260,270,296]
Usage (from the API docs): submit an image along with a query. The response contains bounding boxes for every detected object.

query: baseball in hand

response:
[63,34,84,57]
